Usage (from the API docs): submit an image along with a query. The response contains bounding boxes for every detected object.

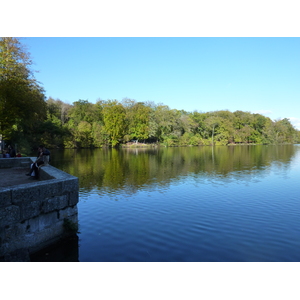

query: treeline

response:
[1,37,300,152]
[19,97,300,149]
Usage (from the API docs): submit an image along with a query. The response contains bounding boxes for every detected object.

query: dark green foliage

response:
[12,97,300,149]
[63,218,78,234]
[0,37,46,148]
[5,92,300,149]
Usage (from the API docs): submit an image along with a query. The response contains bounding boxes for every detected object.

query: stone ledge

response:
[0,157,79,261]
[0,157,32,168]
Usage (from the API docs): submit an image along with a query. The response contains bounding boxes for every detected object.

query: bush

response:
[189,134,203,146]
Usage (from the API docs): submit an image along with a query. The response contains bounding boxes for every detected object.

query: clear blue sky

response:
[22,37,300,129]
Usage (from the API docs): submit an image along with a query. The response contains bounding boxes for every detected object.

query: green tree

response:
[190,111,207,137]
[67,99,98,125]
[180,112,198,135]
[125,101,151,143]
[234,125,253,143]
[154,105,183,142]
[145,102,159,143]
[92,121,108,147]
[233,110,254,130]
[46,97,72,125]
[102,100,126,147]
[204,115,221,145]
[0,37,46,143]
[274,118,296,143]
[76,121,93,146]
[65,99,99,147]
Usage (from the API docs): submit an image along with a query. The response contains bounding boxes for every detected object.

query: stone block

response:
[38,211,59,231]
[2,222,28,243]
[24,221,65,253]
[69,191,79,206]
[0,205,20,227]
[0,158,31,169]
[19,200,41,220]
[42,195,69,213]
[0,159,10,168]
[27,217,40,233]
[62,178,79,194]
[0,227,4,247]
[39,180,63,199]
[2,248,30,262]
[11,184,40,204]
[39,164,55,180]
[59,206,78,220]
[0,158,79,260]
[0,188,12,208]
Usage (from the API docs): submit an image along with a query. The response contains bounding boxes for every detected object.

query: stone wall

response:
[0,158,79,261]
[0,157,31,168]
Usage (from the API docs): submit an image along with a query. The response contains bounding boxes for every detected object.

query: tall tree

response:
[154,105,175,141]
[204,115,221,145]
[0,37,46,142]
[125,101,151,142]
[102,100,126,147]
[190,111,207,137]
[67,99,97,125]
[46,97,72,125]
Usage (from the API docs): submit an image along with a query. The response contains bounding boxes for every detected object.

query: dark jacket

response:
[10,148,16,157]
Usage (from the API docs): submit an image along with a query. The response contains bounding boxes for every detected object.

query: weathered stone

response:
[69,191,79,206]
[0,157,32,169]
[59,206,78,220]
[39,165,53,180]
[24,221,65,252]
[19,200,41,220]
[0,205,20,227]
[62,178,79,194]
[11,184,40,204]
[0,157,79,260]
[42,195,69,213]
[38,211,59,231]
[27,217,40,233]
[0,188,12,208]
[0,227,4,247]
[39,180,63,199]
[3,222,28,243]
[3,248,30,262]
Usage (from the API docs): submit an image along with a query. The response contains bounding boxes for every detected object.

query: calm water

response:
[33,145,300,262]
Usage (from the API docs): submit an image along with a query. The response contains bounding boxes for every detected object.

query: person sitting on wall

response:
[9,146,16,158]
[5,150,10,158]
[41,145,50,165]
[26,145,50,179]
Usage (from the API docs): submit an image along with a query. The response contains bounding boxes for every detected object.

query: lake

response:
[31,144,300,262]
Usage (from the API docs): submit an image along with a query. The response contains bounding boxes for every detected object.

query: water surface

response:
[36,145,300,262]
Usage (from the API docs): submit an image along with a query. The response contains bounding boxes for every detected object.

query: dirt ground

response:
[0,167,36,188]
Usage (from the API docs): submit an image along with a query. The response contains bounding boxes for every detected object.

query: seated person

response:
[9,146,16,157]
[41,145,50,165]
[26,145,50,179]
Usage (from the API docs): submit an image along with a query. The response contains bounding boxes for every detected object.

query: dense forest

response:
[1,37,300,153]
[31,97,300,149]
